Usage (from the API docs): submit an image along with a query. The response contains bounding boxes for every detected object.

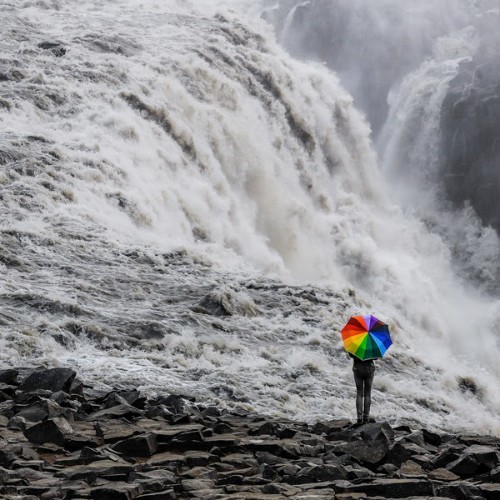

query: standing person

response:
[341,314,392,425]
[350,353,375,425]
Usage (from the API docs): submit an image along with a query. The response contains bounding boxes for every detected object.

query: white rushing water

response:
[0,0,499,434]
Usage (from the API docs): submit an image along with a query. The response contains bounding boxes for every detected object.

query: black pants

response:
[353,364,375,422]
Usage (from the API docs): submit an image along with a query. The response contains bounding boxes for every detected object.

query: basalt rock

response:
[1,367,499,500]
[19,368,76,394]
[37,41,67,57]
[0,369,18,385]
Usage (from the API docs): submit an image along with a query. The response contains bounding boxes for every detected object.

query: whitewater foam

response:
[0,0,499,435]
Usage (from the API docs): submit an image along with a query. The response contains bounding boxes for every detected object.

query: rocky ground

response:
[0,368,499,499]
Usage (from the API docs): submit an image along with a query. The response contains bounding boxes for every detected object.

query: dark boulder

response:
[490,465,500,482]
[191,287,258,317]
[37,41,66,57]
[15,399,62,422]
[351,422,395,445]
[447,444,499,476]
[294,464,347,483]
[89,482,143,500]
[334,438,389,465]
[24,417,74,446]
[7,415,26,431]
[476,483,500,500]
[422,428,444,446]
[86,404,142,421]
[19,368,76,394]
[333,423,395,466]
[334,478,433,497]
[428,467,460,481]
[434,480,481,499]
[0,444,23,466]
[433,444,466,468]
[0,369,18,385]
[111,433,158,457]
[250,421,296,439]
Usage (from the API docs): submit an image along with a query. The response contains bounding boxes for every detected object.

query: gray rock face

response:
[440,57,500,234]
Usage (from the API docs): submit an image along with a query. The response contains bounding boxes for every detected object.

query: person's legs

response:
[362,370,374,422]
[353,371,364,423]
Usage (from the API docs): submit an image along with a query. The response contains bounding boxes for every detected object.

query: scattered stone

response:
[24,417,74,446]
[398,459,426,477]
[8,416,26,431]
[15,399,62,422]
[1,367,499,500]
[429,467,460,481]
[294,463,347,483]
[446,444,498,476]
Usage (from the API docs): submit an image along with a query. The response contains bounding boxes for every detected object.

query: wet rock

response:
[434,480,481,499]
[213,422,232,434]
[86,404,142,421]
[0,445,23,466]
[334,478,433,497]
[2,368,499,500]
[24,417,74,446]
[428,467,460,481]
[250,422,296,439]
[245,438,323,458]
[490,465,500,482]
[398,459,426,477]
[476,483,500,500]
[385,441,418,467]
[135,491,176,500]
[95,420,142,443]
[351,422,394,444]
[69,378,84,396]
[7,415,26,431]
[344,463,375,480]
[130,469,177,490]
[192,286,259,317]
[262,483,302,495]
[294,464,347,483]
[422,428,444,446]
[146,451,186,468]
[0,369,18,385]
[88,482,143,499]
[311,419,352,440]
[57,459,134,481]
[37,41,66,57]
[447,444,499,476]
[19,368,76,394]
[433,444,465,468]
[112,433,158,457]
[334,438,389,465]
[15,399,62,422]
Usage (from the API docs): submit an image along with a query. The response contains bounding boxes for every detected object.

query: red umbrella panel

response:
[341,315,392,360]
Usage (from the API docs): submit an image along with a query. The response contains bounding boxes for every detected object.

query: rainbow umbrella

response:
[341,315,392,360]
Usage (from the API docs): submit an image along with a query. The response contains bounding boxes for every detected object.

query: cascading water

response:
[0,0,499,434]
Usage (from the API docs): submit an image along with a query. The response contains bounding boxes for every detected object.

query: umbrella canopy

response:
[341,314,392,360]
